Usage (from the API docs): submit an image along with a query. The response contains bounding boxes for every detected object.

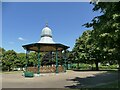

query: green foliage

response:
[28,52,38,67]
[1,47,69,71]
[72,30,92,63]
[71,63,91,70]
[2,50,17,71]
[71,63,118,70]
[99,64,118,70]
[17,53,26,68]
[80,2,120,70]
[71,30,103,70]
[0,47,5,55]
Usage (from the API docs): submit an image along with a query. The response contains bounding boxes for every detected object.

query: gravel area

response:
[1,70,119,88]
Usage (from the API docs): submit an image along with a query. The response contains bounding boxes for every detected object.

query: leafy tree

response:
[72,30,93,69]
[17,53,26,68]
[2,50,17,71]
[0,47,6,70]
[72,29,106,70]
[0,47,5,55]
[28,52,38,67]
[84,1,120,70]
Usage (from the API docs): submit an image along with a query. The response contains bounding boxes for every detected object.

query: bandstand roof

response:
[22,43,69,52]
[22,24,69,52]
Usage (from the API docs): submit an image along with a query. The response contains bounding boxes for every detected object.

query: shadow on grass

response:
[72,69,118,72]
[65,71,120,89]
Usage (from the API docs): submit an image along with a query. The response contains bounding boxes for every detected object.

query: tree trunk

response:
[8,66,10,72]
[95,60,99,71]
[66,62,68,70]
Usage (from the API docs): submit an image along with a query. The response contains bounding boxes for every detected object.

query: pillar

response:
[60,50,62,65]
[56,47,58,73]
[37,46,40,74]
[64,49,67,72]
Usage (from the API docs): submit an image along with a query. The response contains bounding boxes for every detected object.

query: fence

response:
[27,65,64,73]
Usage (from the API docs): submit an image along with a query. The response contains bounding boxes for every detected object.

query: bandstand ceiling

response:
[22,43,69,52]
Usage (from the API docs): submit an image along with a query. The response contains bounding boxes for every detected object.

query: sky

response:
[2,2,101,53]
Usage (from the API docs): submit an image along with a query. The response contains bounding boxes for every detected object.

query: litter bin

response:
[68,64,71,70]
[24,71,34,77]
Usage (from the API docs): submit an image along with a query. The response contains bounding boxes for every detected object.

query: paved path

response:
[2,70,119,88]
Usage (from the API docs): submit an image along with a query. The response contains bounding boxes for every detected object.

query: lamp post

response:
[56,47,58,73]
[64,49,67,72]
[37,46,40,74]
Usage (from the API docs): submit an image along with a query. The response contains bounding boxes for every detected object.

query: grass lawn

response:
[2,71,23,74]
[94,80,120,88]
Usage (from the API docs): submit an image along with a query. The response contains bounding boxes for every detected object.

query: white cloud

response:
[18,37,25,41]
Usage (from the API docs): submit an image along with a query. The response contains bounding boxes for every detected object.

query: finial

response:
[45,21,48,27]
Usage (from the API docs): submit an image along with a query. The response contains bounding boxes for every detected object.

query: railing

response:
[27,65,64,73]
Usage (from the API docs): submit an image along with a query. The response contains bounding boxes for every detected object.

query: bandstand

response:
[22,24,69,76]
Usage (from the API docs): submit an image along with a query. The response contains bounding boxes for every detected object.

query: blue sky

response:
[2,2,100,53]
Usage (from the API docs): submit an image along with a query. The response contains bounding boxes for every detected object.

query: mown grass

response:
[94,80,120,88]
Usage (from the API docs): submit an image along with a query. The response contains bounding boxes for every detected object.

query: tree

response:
[0,47,5,55]
[17,53,26,68]
[84,1,120,70]
[72,30,93,69]
[28,52,38,67]
[2,50,17,71]
[72,29,105,70]
[0,47,6,70]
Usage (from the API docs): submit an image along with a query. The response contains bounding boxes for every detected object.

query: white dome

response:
[38,37,55,43]
[38,25,55,44]
[41,27,52,37]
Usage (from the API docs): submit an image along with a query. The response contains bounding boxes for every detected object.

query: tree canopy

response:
[71,1,120,70]
[85,2,120,70]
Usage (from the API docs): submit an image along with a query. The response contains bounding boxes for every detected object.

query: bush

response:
[99,65,118,70]
[71,63,92,70]
[71,63,118,70]
[71,64,77,69]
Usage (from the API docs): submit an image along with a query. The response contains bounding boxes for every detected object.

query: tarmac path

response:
[1,70,119,88]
